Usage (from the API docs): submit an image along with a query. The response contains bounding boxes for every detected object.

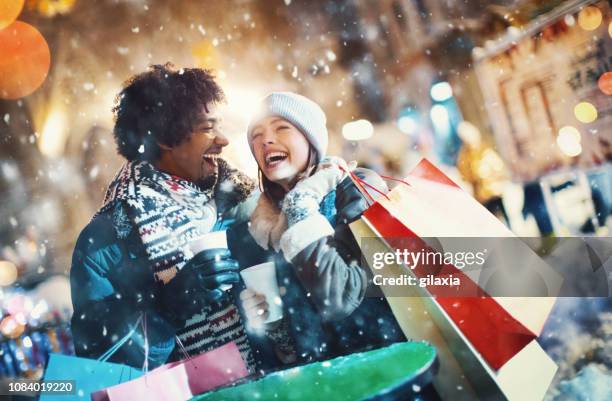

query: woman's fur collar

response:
[248,193,287,252]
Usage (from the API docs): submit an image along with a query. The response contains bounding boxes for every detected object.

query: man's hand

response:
[187,249,240,300]
[157,248,240,326]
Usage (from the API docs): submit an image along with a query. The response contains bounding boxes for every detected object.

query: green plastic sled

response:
[193,341,437,401]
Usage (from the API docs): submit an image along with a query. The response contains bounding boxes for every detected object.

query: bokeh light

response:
[573,102,598,123]
[397,116,417,135]
[598,72,612,95]
[342,119,374,141]
[0,0,24,29]
[0,21,51,99]
[192,40,221,70]
[30,300,49,320]
[557,126,582,157]
[430,104,450,136]
[29,0,76,18]
[39,108,68,158]
[0,260,18,286]
[577,6,602,31]
[457,121,481,147]
[430,82,453,102]
[0,315,25,338]
[7,293,33,316]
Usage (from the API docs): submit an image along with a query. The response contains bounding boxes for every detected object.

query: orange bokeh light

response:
[0,0,24,29]
[578,6,603,31]
[0,21,51,99]
[599,72,612,95]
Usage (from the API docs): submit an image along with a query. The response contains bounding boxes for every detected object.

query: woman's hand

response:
[240,288,270,329]
[317,156,356,173]
[282,157,356,226]
[295,157,356,198]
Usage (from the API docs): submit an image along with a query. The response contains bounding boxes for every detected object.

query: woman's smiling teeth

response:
[265,151,288,167]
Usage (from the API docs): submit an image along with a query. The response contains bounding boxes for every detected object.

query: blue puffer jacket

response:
[70,205,176,368]
[70,202,253,369]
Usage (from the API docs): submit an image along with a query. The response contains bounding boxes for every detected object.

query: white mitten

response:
[279,157,359,260]
[281,157,355,226]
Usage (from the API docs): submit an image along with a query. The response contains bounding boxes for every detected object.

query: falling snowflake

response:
[219,180,236,193]
[89,165,100,180]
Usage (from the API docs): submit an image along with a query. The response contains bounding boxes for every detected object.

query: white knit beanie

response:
[247,92,328,161]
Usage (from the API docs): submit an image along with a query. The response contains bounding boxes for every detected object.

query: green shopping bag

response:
[40,317,144,401]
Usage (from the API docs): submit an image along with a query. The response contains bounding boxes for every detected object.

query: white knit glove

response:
[282,157,355,226]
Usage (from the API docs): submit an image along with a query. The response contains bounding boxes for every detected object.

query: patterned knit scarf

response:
[102,159,255,283]
[100,159,257,371]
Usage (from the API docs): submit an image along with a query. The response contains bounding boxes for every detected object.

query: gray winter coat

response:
[241,168,405,364]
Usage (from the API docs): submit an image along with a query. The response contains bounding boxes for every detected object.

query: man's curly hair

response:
[112,63,225,161]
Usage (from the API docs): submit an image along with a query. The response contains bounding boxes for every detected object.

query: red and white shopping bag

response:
[348,159,561,401]
[91,341,249,401]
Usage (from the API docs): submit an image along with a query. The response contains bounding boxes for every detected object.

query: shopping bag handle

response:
[174,335,204,371]
[98,314,144,363]
[142,313,149,374]
[339,166,410,205]
[174,336,191,360]
[98,313,151,375]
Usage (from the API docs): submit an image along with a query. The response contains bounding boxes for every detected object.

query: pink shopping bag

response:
[92,342,249,401]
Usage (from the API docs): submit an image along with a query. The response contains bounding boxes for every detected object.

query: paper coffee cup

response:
[188,231,228,254]
[188,231,232,291]
[240,262,283,323]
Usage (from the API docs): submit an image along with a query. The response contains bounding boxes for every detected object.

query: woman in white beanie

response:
[237,92,405,367]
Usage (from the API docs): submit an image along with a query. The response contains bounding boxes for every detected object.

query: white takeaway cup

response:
[188,231,228,253]
[188,231,232,291]
[240,262,283,324]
